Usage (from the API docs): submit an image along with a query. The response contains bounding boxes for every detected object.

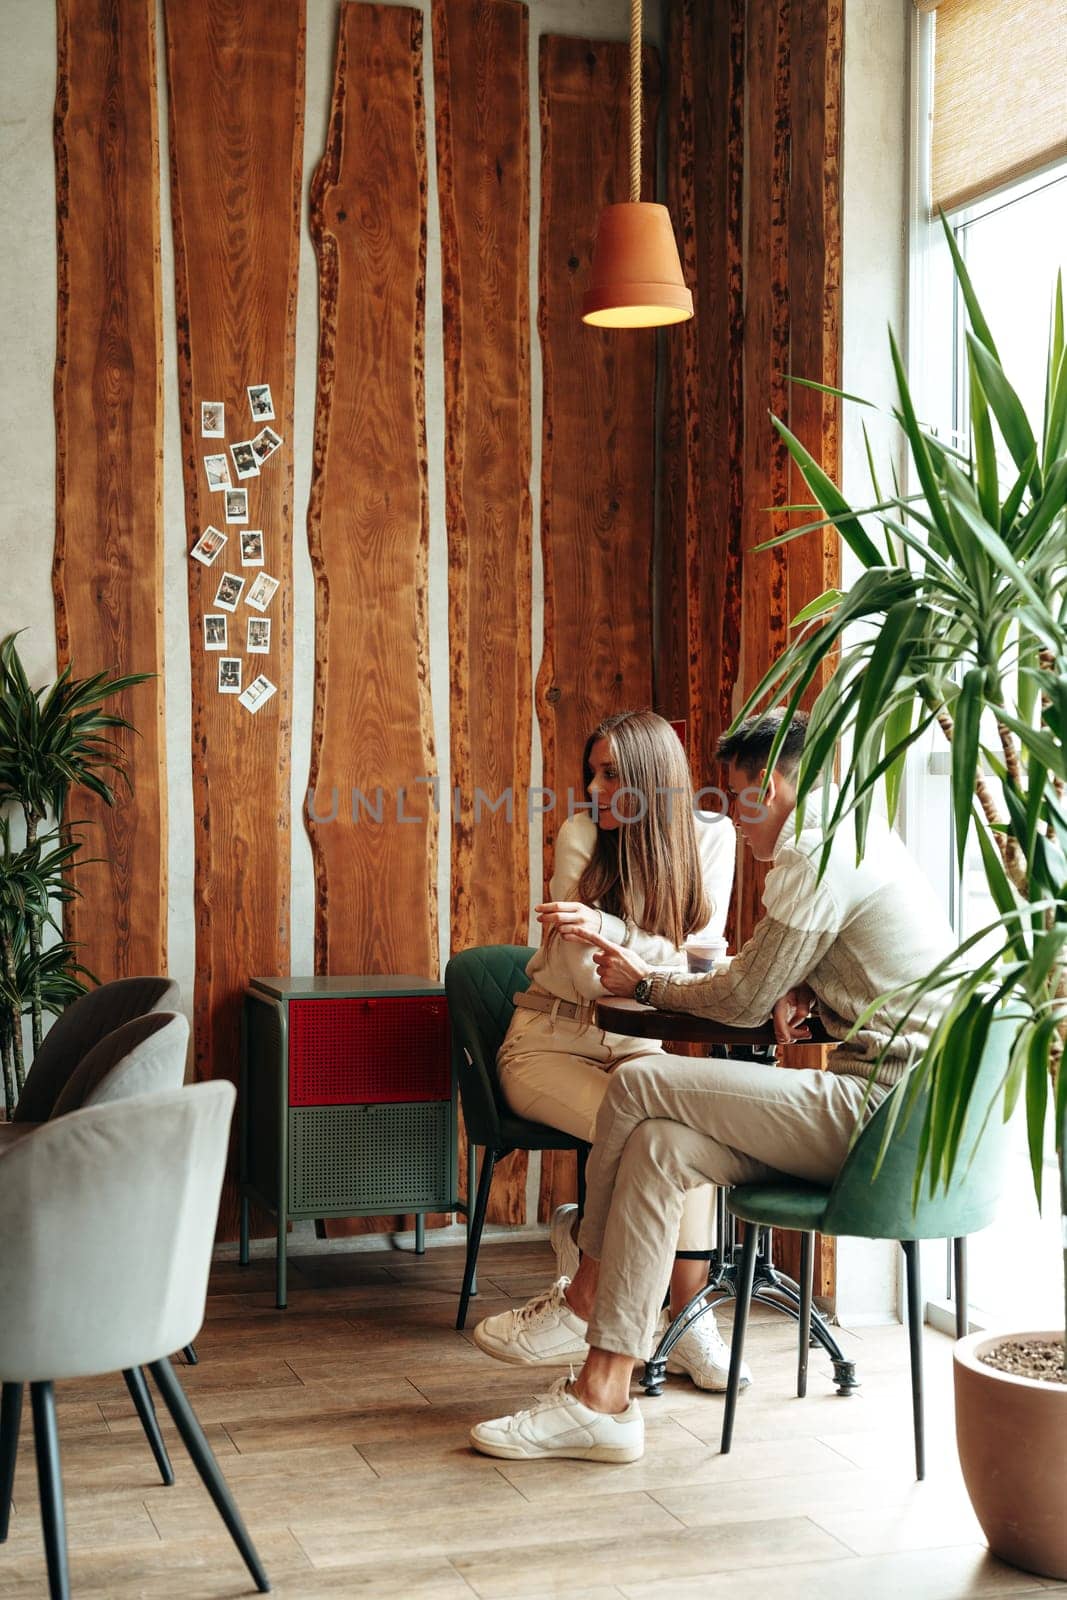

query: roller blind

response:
[930,0,1067,212]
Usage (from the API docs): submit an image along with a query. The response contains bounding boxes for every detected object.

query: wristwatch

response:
[634,976,654,1005]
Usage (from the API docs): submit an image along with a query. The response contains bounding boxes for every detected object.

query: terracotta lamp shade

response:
[581,202,693,328]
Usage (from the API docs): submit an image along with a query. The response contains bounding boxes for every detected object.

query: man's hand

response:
[772,983,816,1047]
[565,928,652,997]
[535,901,601,939]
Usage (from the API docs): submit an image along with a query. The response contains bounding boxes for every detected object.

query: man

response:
[467,708,956,1463]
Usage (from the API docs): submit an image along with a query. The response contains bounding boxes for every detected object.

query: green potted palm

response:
[733,219,1066,1579]
[0,633,147,1114]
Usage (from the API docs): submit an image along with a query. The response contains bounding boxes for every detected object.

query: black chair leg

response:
[181,1345,199,1366]
[0,1382,23,1542]
[953,1237,968,1339]
[30,1382,69,1600]
[122,1368,175,1486]
[148,1357,269,1593]
[797,1231,814,1399]
[576,1145,588,1216]
[901,1240,925,1480]
[457,1147,497,1330]
[720,1222,759,1454]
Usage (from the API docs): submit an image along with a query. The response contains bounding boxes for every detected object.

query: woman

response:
[474,710,743,1391]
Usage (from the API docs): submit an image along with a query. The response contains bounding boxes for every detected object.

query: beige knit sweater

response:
[648,798,956,1087]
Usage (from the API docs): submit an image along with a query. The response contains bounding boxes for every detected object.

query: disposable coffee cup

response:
[685,935,728,974]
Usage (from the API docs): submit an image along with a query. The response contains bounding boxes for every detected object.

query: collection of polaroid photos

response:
[193,386,281,714]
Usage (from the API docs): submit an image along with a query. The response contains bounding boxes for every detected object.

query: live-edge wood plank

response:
[536,34,659,1220]
[164,0,304,1236]
[53,0,167,980]
[307,4,438,1237]
[433,0,532,1225]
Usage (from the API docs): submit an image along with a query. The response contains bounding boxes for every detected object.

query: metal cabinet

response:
[239,975,454,1306]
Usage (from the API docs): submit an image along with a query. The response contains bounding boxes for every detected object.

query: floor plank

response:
[2,1236,1063,1599]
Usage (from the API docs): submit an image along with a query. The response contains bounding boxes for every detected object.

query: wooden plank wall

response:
[433,0,532,1225]
[307,5,437,1237]
[659,0,745,804]
[53,0,167,980]
[658,0,843,1291]
[165,0,304,1234]
[536,35,660,1219]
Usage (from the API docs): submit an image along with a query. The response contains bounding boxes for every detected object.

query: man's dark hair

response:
[716,709,809,778]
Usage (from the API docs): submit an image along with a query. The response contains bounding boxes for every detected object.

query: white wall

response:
[836,0,911,1324]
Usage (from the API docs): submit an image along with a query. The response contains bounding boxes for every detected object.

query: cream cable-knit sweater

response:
[648,798,956,1087]
[526,811,736,1006]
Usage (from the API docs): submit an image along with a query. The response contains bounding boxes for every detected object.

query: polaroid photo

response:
[247,617,271,654]
[203,614,228,651]
[230,440,260,480]
[239,529,265,567]
[247,384,275,421]
[238,673,277,714]
[201,401,225,438]
[245,571,279,613]
[251,425,282,465]
[213,572,245,612]
[204,453,232,492]
[218,657,242,695]
[224,488,248,524]
[190,525,227,567]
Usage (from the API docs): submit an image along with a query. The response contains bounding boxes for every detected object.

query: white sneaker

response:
[472,1278,589,1367]
[470,1374,644,1462]
[666,1310,752,1392]
[549,1203,580,1281]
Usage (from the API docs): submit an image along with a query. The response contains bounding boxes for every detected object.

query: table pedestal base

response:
[642,1229,859,1399]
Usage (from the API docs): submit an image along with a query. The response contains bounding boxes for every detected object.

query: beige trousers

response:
[497,1004,716,1253]
[578,1053,888,1359]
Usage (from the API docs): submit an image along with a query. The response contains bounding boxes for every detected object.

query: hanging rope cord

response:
[629,0,642,203]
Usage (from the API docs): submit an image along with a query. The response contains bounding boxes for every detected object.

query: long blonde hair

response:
[569,710,710,947]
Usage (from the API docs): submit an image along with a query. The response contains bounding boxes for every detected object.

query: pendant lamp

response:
[581,0,693,328]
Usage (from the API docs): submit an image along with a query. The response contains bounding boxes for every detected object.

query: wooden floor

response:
[2,1235,1064,1599]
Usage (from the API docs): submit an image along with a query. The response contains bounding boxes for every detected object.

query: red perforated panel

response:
[288,996,450,1106]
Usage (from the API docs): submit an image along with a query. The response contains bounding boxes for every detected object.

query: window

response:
[908,14,1066,1331]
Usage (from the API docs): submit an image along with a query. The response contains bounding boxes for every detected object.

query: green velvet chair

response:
[720,1017,1015,1479]
[445,946,590,1330]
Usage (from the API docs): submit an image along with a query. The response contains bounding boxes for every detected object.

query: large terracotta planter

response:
[954,1330,1067,1580]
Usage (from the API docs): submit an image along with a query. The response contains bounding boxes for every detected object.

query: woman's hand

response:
[772,983,816,1047]
[535,901,602,939]
[566,929,651,997]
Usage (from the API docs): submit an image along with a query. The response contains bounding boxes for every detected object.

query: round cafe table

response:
[593,996,858,1398]
[594,996,831,1048]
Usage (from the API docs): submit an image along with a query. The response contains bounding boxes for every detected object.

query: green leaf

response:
[951,669,985,874]
[995,707,1065,780]
[792,590,844,625]
[771,416,886,568]
[941,210,1000,358]
[967,334,1042,496]
[1025,1018,1054,1204]
[973,822,1028,961]
[1015,456,1067,562]
[939,454,1058,635]
[1043,272,1066,462]
[888,330,967,563]
[969,358,1000,530]
[882,698,914,825]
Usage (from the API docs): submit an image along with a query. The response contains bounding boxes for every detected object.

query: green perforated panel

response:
[287,1102,453,1212]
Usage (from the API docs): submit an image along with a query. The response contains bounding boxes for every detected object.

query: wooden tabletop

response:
[594,997,831,1048]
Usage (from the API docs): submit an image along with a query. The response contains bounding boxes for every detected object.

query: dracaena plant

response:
[732,216,1067,1357]
[0,634,147,1113]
